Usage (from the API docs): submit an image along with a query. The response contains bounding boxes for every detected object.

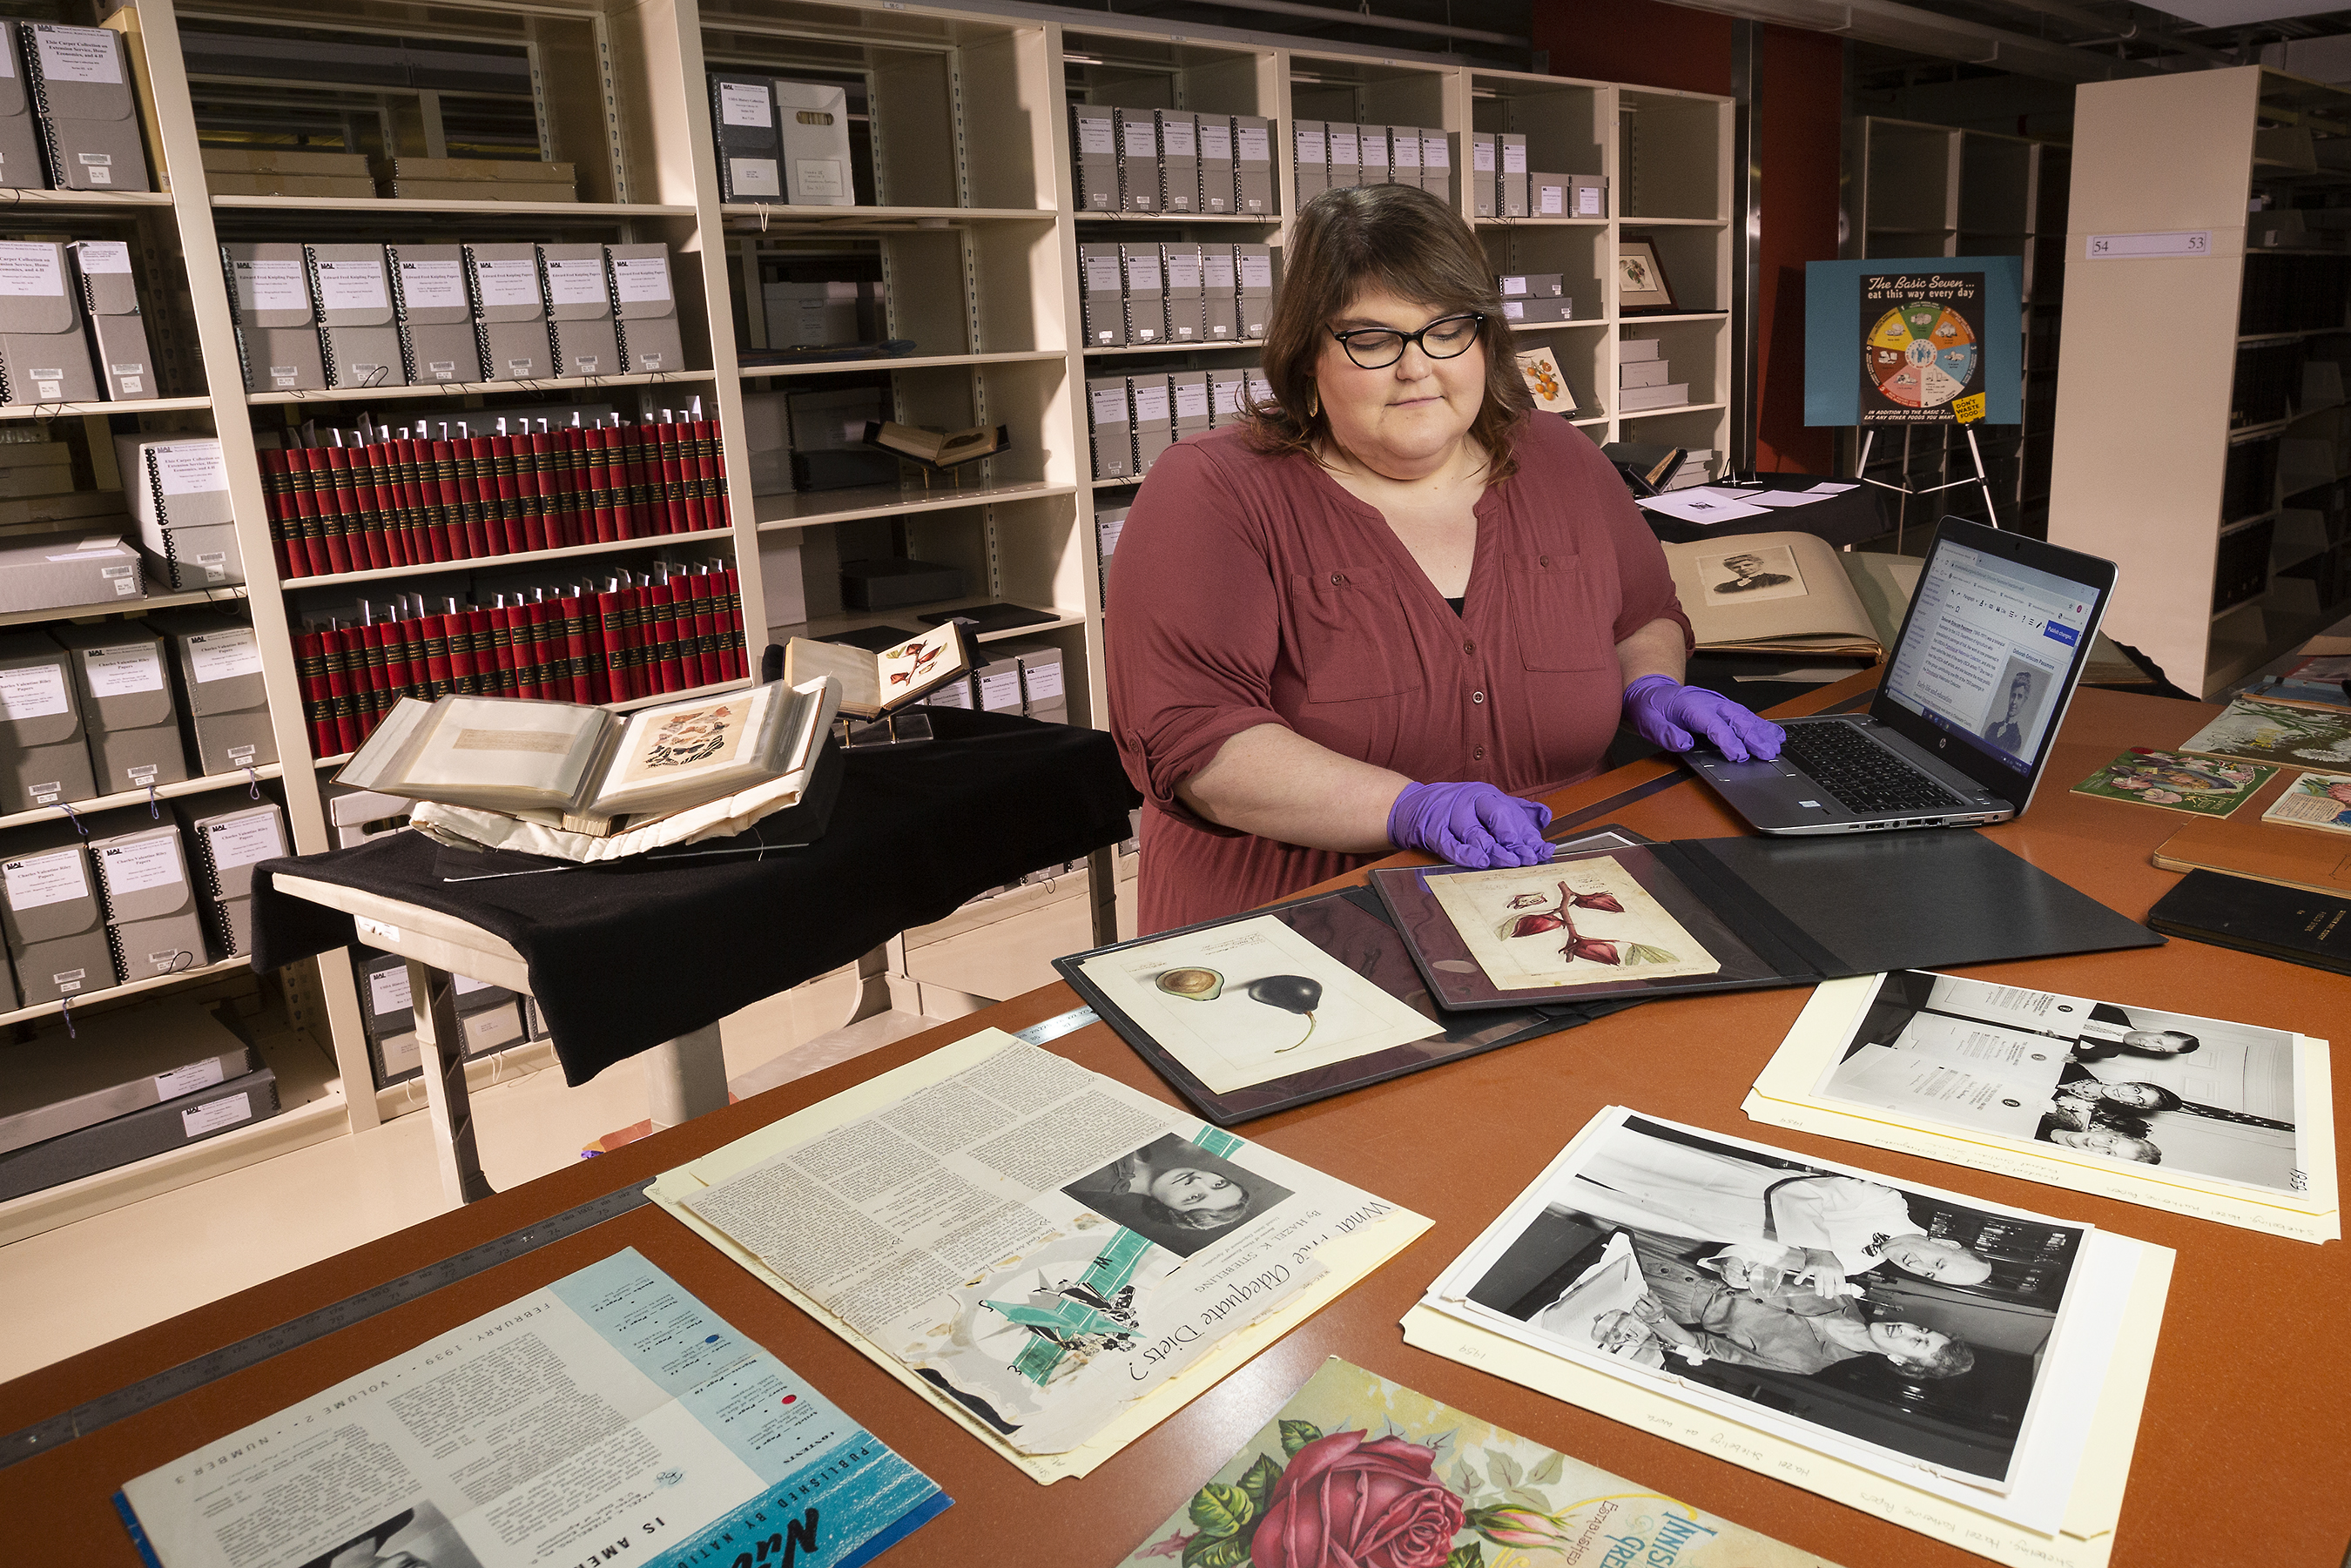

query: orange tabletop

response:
[6,678,2346,1568]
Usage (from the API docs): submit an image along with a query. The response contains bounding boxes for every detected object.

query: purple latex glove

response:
[1387,781,1555,868]
[1623,674,1786,763]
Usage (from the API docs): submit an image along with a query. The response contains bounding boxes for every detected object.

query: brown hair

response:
[1245,184,1531,480]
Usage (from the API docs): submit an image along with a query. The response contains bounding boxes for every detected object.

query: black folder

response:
[1371,831,2164,1012]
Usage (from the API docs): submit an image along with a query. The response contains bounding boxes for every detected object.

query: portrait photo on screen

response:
[1062,1134,1293,1257]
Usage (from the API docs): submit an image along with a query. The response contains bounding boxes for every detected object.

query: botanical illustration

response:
[2068,747,2275,816]
[1428,856,1722,991]
[1117,1358,1835,1568]
[2262,771,2351,835]
[2178,695,2351,769]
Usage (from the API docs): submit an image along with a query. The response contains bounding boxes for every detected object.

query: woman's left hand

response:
[1622,675,1786,762]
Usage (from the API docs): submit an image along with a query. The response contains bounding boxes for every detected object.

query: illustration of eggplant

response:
[1243,974,1323,1051]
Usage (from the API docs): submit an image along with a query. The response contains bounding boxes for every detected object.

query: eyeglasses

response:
[1328,312,1485,370]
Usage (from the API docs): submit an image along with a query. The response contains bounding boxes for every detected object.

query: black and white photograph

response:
[299,1504,483,1568]
[1061,1134,1293,1257]
[1981,656,2055,757]
[1452,1112,2091,1489]
[1697,544,1807,602]
[1813,971,2308,1195]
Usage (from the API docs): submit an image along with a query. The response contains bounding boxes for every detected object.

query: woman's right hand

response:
[1387,781,1553,867]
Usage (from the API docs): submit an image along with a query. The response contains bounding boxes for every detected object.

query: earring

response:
[1306,385,1320,418]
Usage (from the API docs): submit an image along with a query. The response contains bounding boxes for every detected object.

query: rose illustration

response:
[1250,1431,1465,1568]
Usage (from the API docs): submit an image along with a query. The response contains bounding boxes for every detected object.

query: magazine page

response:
[1744,974,2338,1242]
[650,1028,1430,1481]
[1411,1107,2166,1551]
[115,1248,949,1568]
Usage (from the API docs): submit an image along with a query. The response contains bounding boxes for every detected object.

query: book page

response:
[873,624,965,708]
[392,698,606,806]
[1662,530,1880,650]
[784,636,883,712]
[591,683,778,814]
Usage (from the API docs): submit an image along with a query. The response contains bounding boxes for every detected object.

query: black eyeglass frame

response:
[1327,311,1488,370]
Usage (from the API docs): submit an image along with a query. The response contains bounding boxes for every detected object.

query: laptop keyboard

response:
[1781,723,1966,816]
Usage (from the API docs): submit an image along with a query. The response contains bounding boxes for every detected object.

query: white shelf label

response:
[155,1058,226,1099]
[3,848,86,911]
[32,26,121,85]
[84,643,164,697]
[2084,230,2210,259]
[73,240,131,274]
[314,259,390,313]
[187,629,262,683]
[397,257,468,310]
[182,1092,253,1138]
[98,836,184,896]
[152,441,227,496]
[0,241,64,297]
[0,662,68,720]
[719,81,772,127]
[204,813,286,871]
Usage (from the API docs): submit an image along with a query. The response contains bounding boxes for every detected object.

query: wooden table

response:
[7,678,2347,1568]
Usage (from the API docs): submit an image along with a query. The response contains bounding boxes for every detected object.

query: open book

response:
[781,622,970,717]
[337,678,841,861]
[1661,529,1883,659]
[863,420,1009,469]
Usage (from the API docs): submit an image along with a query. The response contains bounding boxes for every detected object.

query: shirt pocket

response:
[1509,550,1618,673]
[1287,565,1425,703]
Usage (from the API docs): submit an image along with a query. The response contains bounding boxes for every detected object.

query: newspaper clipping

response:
[673,1038,1414,1457]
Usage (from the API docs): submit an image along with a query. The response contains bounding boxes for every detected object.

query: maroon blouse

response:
[1105,415,1693,934]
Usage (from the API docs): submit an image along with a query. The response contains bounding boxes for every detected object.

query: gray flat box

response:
[974,656,1022,713]
[1121,242,1164,346]
[52,621,184,795]
[118,434,239,591]
[1132,373,1174,475]
[1292,120,1327,203]
[1070,105,1116,211]
[0,1064,278,1202]
[1327,122,1359,190]
[85,808,203,981]
[1170,369,1210,443]
[773,79,853,205]
[1620,357,1671,388]
[1156,111,1197,212]
[0,239,98,403]
[1387,126,1420,185]
[1503,297,1574,324]
[1208,367,1248,425]
[1162,244,1203,344]
[163,611,278,774]
[1419,130,1452,200]
[608,244,684,373]
[0,629,92,812]
[0,23,44,191]
[465,242,551,381]
[1114,107,1159,212]
[387,243,479,383]
[70,239,157,400]
[183,797,285,956]
[1087,376,1133,481]
[1202,247,1238,340]
[0,822,108,1003]
[839,557,965,611]
[1236,117,1274,213]
[1499,273,1564,298]
[24,25,149,192]
[0,528,138,615]
[540,242,621,377]
[307,242,404,390]
[0,999,253,1154]
[1197,115,1234,213]
[1079,243,1126,348]
[1471,133,1498,218]
[1500,132,1529,218]
[1237,245,1274,339]
[1569,172,1608,218]
[222,241,324,394]
[993,639,1066,712]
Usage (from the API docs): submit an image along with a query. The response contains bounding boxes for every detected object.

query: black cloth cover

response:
[252,710,1142,1084]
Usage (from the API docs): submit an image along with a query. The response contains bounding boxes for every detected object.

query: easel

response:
[1856,416,2000,547]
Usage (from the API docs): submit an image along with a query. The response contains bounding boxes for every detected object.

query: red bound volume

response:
[519,427,556,549]
[594,588,630,700]
[584,425,618,542]
[378,438,421,564]
[352,441,403,568]
[690,418,720,529]
[681,571,715,687]
[347,622,385,741]
[282,448,331,579]
[649,421,683,533]
[427,440,463,561]
[318,628,359,756]
[646,582,682,692]
[445,607,480,695]
[300,448,355,578]
[532,599,567,700]
[617,426,651,537]
[513,433,549,553]
[293,629,332,756]
[483,604,517,697]
[718,566,746,678]
[487,436,525,555]
[403,436,452,562]
[552,427,587,549]
[320,446,381,573]
[414,611,451,697]
[546,595,583,702]
[257,449,300,579]
[448,439,490,560]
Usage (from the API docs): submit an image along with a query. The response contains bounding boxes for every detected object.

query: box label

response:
[792,158,845,198]
[3,848,86,911]
[1238,252,1273,290]
[1074,113,1114,157]
[313,258,390,313]
[1122,119,1156,158]
[1173,379,1209,421]
[152,441,228,496]
[181,1092,253,1138]
[31,26,121,85]
[1211,376,1248,417]
[1236,125,1269,162]
[1089,387,1130,426]
[1123,252,1162,292]
[73,240,131,275]
[1473,139,1496,172]
[204,812,286,871]
[368,962,493,1015]
[0,241,64,297]
[1131,380,1169,423]
[1164,251,1202,291]
[232,258,307,315]
[1022,659,1065,701]
[0,661,68,720]
[472,256,541,309]
[156,1058,226,1098]
[1538,185,1563,215]
[1578,185,1602,216]
[84,642,165,697]
[1160,118,1196,158]
[978,668,1021,710]
[610,254,671,305]
[719,80,772,127]
[98,835,183,895]
[1502,140,1527,173]
[187,628,263,683]
[1083,254,1121,292]
[1422,132,1449,169]
[543,255,608,307]
[396,257,468,310]
[1199,122,1230,161]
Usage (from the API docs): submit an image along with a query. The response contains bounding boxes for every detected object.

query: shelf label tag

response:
[2084,230,2209,259]
[182,1092,253,1138]
[73,240,131,274]
[153,441,227,495]
[205,812,286,871]
[314,259,390,313]
[98,836,185,896]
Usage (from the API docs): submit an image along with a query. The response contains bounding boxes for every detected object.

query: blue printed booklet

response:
[115,1248,947,1568]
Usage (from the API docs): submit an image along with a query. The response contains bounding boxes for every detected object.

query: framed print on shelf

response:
[1617,236,1678,315]
[1514,345,1580,413]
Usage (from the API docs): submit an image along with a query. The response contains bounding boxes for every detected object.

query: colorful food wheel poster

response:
[1858,270,1986,424]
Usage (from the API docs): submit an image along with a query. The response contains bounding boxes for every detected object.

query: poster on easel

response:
[1860,270,1984,424]
[1802,254,2023,428]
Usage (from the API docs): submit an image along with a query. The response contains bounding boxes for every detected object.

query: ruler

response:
[2,1178,657,1470]
[1013,1005,1097,1047]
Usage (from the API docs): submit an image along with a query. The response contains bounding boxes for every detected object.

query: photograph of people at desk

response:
[1102,182,1785,935]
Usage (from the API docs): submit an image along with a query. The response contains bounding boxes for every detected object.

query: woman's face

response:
[1149,1165,1244,1219]
[1313,284,1486,475]
[1867,1319,1950,1366]
[2120,1030,2192,1055]
[2050,1125,2159,1162]
[2081,1080,2166,1110]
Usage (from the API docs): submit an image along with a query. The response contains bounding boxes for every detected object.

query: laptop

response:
[1687,517,2118,835]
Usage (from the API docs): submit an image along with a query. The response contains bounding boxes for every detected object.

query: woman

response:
[2040,1122,2163,1164]
[1067,1135,1256,1243]
[1576,1241,1977,1379]
[1106,184,1782,932]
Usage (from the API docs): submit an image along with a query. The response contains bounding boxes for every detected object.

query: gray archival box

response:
[52,618,186,794]
[0,818,112,1003]
[0,627,94,811]
[70,239,158,400]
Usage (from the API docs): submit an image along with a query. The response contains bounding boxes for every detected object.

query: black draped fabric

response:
[250,710,1141,1085]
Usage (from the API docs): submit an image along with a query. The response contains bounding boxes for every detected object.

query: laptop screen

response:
[1879,531,2106,782]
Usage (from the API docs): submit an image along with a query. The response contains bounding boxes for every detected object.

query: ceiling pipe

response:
[1655,0,2161,82]
[1120,0,1529,50]
[1957,0,2233,67]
